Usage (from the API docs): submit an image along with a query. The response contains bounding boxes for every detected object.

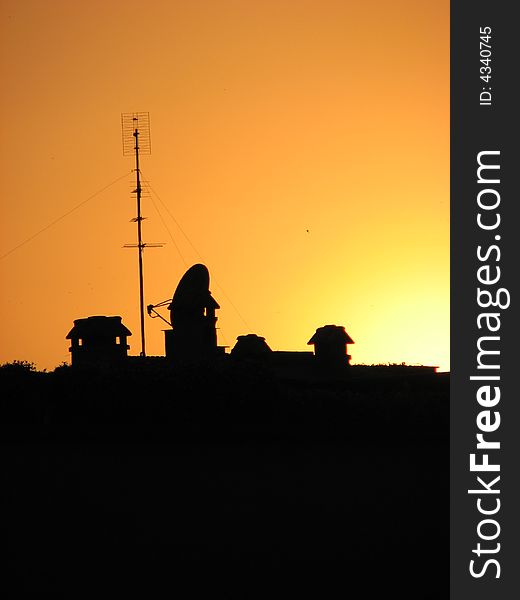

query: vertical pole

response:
[134,122,146,357]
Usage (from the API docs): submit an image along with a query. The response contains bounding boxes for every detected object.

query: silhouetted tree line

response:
[1,358,448,443]
[2,358,449,598]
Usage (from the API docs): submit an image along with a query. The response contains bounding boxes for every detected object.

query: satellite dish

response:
[166,264,221,359]
[169,263,220,325]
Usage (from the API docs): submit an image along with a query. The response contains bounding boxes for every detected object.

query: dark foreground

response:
[1,362,448,598]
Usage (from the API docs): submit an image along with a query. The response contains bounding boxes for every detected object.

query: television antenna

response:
[121,112,163,357]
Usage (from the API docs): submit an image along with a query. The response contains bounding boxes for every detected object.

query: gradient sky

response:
[0,0,449,371]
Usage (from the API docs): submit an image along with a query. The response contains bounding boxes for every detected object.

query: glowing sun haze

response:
[0,0,449,371]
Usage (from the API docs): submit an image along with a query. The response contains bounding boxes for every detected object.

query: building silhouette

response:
[66,316,131,367]
[68,265,445,379]
[65,266,360,372]
[164,264,225,361]
[307,325,354,366]
[231,334,272,359]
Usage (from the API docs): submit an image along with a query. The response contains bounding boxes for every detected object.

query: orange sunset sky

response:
[0,0,449,371]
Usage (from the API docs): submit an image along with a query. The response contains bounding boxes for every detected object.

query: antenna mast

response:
[121,112,161,357]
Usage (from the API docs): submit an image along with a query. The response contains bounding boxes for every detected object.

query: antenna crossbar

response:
[123,243,165,249]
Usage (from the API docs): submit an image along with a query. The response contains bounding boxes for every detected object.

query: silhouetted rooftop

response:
[231,334,272,358]
[307,324,354,345]
[66,316,132,339]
